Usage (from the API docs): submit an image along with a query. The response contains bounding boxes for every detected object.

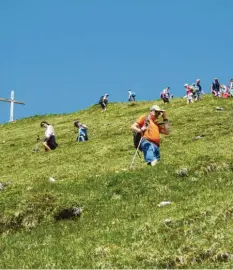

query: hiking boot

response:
[151,160,158,166]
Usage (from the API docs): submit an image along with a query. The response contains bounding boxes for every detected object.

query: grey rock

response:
[177,168,188,177]
[216,107,224,111]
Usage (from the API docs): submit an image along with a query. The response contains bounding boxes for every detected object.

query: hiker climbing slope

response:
[160,87,171,103]
[194,79,204,100]
[40,121,58,151]
[128,90,136,102]
[74,120,88,142]
[131,105,169,166]
[99,93,109,112]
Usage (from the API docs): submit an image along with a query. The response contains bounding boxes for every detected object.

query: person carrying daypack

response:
[128,90,136,102]
[40,121,58,152]
[160,87,170,103]
[131,105,169,166]
[99,94,109,111]
[74,120,88,142]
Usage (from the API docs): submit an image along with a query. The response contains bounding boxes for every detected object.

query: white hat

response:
[150,105,165,112]
[184,83,188,87]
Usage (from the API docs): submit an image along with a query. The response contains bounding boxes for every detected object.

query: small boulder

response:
[55,207,83,221]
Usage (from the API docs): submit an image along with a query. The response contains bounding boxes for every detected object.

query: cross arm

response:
[0,98,25,105]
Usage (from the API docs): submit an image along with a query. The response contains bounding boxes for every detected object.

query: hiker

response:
[99,94,109,111]
[128,90,136,102]
[229,79,233,96]
[131,105,169,166]
[160,87,170,103]
[74,120,88,142]
[195,79,204,100]
[211,78,220,97]
[184,84,194,104]
[220,84,231,98]
[40,121,58,151]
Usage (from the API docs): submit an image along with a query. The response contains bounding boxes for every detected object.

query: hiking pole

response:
[129,136,143,169]
[33,135,40,152]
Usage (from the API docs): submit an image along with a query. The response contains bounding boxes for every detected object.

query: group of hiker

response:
[38,77,232,165]
[39,119,88,152]
[98,91,136,112]
[39,102,169,167]
[183,78,233,104]
[184,79,204,104]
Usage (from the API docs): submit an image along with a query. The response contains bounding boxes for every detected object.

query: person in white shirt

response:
[40,121,58,151]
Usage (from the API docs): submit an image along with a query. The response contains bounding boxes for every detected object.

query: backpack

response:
[99,96,104,104]
[133,132,143,151]
[132,115,150,151]
[131,92,136,97]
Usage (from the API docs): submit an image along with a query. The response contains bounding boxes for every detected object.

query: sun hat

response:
[150,105,165,112]
[196,79,200,82]
[184,83,189,87]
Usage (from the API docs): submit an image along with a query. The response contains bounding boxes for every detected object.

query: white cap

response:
[184,83,188,87]
[150,105,165,112]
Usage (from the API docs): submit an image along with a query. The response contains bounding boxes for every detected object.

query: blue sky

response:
[0,0,232,123]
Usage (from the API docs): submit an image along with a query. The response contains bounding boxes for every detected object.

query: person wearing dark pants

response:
[40,121,58,151]
[74,120,88,142]
[99,94,109,112]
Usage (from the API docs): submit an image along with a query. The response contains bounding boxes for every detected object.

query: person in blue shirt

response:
[74,120,88,142]
[195,79,204,100]
[99,94,109,111]
[128,90,136,102]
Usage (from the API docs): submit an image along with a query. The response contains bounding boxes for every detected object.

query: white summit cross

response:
[0,90,25,122]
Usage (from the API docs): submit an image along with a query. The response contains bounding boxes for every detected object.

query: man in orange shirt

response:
[131,105,169,166]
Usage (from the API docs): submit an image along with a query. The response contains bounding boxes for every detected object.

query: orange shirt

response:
[137,114,161,145]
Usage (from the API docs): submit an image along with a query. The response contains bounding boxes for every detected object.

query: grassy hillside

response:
[0,95,233,268]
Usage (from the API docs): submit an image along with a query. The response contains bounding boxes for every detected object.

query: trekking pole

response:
[129,136,143,169]
[33,135,41,152]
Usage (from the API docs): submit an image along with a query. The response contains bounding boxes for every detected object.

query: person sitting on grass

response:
[74,120,88,142]
[40,121,58,152]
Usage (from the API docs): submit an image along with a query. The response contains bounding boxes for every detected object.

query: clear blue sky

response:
[0,0,232,123]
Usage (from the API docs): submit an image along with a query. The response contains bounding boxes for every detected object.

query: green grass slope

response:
[0,95,233,268]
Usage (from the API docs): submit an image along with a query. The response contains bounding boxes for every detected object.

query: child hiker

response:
[74,120,88,142]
